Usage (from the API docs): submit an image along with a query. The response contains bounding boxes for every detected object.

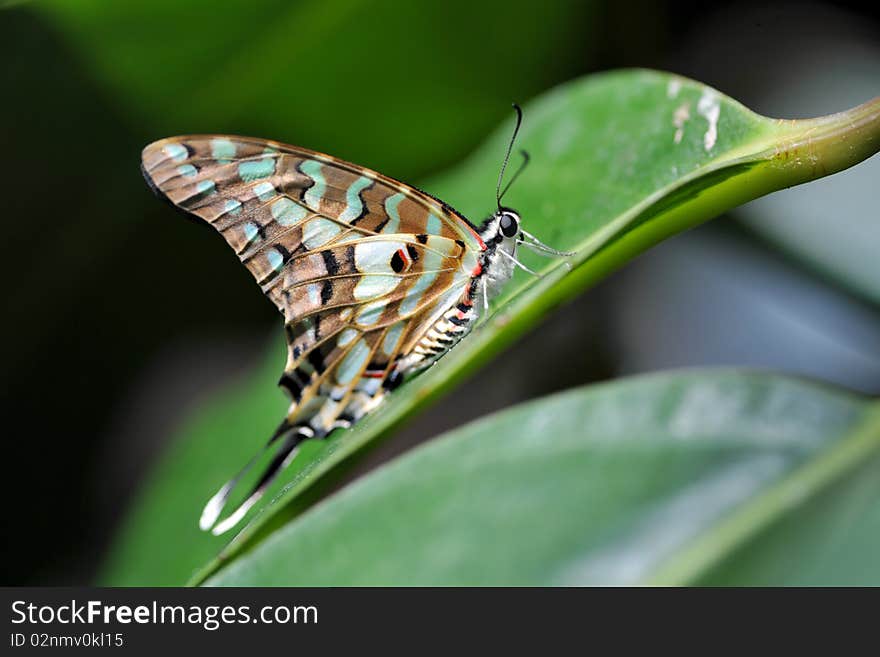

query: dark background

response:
[2,0,879,584]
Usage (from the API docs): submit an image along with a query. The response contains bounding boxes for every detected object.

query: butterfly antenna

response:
[498,151,530,204]
[496,103,525,211]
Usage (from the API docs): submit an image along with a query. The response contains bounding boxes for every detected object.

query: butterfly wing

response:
[142,135,484,533]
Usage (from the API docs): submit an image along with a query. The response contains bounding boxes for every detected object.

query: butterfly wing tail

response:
[200,421,314,536]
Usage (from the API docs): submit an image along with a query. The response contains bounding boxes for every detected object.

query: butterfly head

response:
[478,204,574,291]
[472,105,574,306]
[476,207,523,301]
[480,207,522,251]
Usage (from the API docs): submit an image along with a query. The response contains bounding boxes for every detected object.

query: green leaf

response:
[203,370,880,585]
[99,69,880,586]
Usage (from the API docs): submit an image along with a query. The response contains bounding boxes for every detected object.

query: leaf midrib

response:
[646,402,880,585]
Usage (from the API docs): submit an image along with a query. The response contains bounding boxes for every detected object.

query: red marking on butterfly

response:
[397,248,412,271]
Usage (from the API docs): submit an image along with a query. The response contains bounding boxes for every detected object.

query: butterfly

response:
[141,106,570,535]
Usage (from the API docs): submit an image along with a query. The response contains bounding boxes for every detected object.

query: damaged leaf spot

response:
[697,90,721,151]
[673,102,691,144]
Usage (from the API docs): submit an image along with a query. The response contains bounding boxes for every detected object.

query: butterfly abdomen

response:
[398,299,478,371]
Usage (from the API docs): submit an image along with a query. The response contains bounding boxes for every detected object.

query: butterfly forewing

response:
[141,136,481,439]
[142,136,483,283]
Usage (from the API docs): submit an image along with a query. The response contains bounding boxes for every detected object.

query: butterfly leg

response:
[482,276,490,314]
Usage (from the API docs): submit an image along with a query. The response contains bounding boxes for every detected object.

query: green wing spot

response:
[239,158,275,182]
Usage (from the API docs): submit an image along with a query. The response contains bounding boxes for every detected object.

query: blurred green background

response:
[2,0,879,584]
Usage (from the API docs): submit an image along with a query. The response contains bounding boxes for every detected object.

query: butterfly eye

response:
[499,212,519,238]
